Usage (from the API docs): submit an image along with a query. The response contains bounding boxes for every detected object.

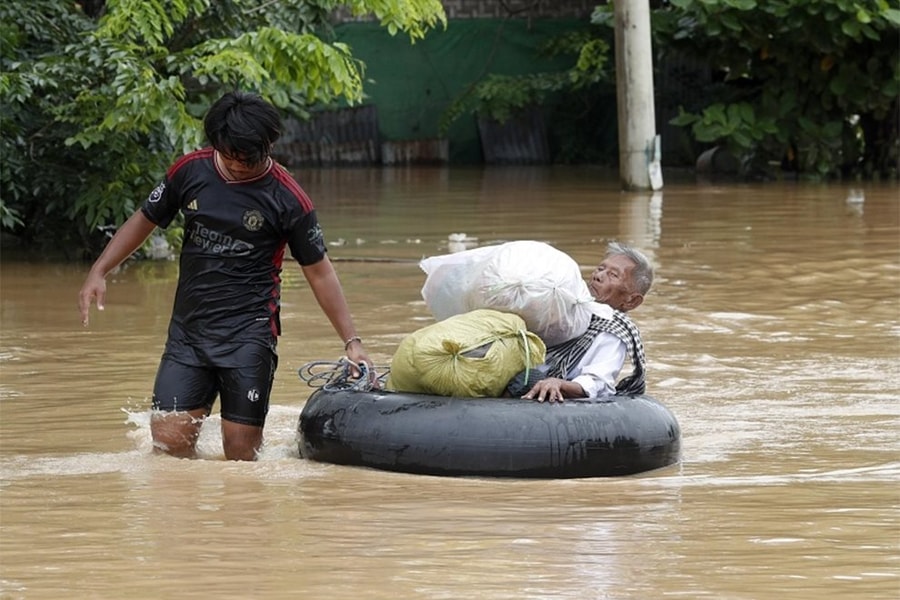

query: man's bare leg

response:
[150,408,208,458]
[222,420,264,461]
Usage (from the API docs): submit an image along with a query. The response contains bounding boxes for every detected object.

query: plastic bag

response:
[420,241,594,346]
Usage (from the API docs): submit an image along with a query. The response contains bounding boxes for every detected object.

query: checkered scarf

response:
[544,311,646,396]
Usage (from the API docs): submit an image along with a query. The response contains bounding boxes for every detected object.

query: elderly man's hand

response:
[522,377,569,403]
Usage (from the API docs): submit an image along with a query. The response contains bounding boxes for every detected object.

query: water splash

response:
[0,404,309,482]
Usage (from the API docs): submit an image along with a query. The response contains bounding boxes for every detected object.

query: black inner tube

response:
[298,389,681,478]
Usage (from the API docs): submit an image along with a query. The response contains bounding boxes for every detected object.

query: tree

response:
[436,0,898,178]
[0,0,445,256]
[650,0,900,179]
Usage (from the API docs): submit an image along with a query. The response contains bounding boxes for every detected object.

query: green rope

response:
[517,328,531,385]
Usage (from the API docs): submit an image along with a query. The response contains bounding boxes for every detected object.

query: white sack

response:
[418,244,497,319]
[420,241,595,346]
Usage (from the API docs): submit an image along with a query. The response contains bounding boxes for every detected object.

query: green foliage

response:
[1,0,445,255]
[0,1,96,251]
[441,73,562,129]
[654,0,900,178]
[670,101,780,153]
[341,0,446,38]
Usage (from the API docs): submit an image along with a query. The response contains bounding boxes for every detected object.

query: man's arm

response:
[78,210,158,325]
[523,333,626,402]
[301,256,373,371]
[570,333,627,397]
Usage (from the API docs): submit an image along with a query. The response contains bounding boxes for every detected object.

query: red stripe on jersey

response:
[167,147,214,179]
[272,241,285,271]
[271,163,315,212]
[269,242,286,337]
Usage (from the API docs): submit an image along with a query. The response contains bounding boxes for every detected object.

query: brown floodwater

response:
[1,167,898,599]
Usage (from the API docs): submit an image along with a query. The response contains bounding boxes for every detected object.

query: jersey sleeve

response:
[140,176,182,229]
[286,209,327,266]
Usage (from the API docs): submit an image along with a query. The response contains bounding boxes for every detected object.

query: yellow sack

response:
[387,309,546,397]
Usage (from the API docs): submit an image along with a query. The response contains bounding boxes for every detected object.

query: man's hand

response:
[523,377,569,403]
[346,345,379,388]
[78,272,107,326]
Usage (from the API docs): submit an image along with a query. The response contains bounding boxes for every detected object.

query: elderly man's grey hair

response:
[606,241,654,296]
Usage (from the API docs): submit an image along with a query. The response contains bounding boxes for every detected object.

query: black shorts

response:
[151,344,278,427]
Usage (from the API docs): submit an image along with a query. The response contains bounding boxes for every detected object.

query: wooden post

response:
[615,0,662,191]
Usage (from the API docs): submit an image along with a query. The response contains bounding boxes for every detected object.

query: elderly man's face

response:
[588,254,642,312]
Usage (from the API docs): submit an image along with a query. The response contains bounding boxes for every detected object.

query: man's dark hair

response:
[204,91,282,165]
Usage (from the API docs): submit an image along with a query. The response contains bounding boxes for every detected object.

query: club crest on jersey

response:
[242,210,264,232]
[147,182,165,203]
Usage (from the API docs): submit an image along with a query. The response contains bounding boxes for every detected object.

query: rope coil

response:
[297,358,390,392]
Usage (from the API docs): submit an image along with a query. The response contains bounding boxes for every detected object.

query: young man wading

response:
[79,91,373,460]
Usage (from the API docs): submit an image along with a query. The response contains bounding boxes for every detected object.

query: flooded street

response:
[1,167,898,599]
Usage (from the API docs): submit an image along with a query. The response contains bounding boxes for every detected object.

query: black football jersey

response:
[142,148,326,361]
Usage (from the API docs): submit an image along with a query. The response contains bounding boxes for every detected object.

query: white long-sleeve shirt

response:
[564,332,627,398]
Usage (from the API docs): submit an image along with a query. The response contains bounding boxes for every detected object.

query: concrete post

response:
[615,0,662,191]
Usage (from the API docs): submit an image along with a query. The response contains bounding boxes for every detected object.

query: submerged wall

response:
[277,3,705,167]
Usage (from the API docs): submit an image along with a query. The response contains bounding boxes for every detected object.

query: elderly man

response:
[518,241,653,402]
